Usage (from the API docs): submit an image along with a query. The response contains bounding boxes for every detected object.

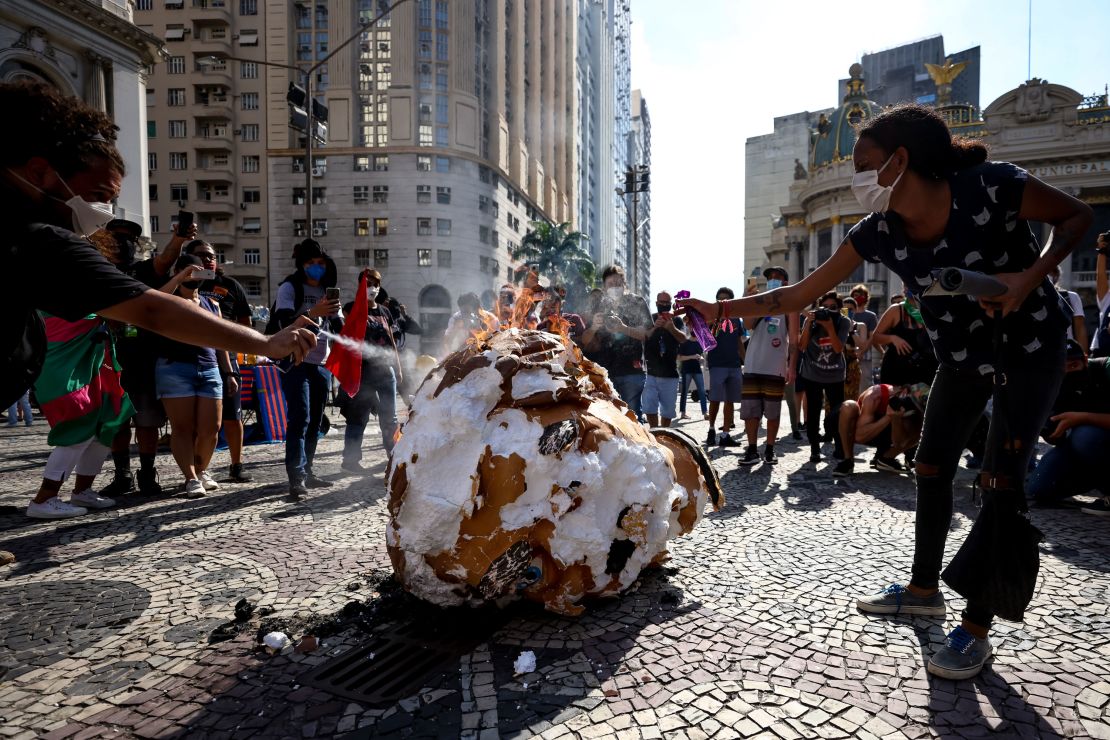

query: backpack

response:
[0,308,46,409]
[264,276,303,335]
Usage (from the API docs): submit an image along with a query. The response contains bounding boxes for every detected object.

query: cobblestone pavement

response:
[2,411,1110,739]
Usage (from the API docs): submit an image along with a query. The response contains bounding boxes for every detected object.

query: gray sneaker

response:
[927,626,993,680]
[856,583,946,616]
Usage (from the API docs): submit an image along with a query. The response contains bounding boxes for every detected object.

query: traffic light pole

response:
[305,21,314,234]
[631,187,639,297]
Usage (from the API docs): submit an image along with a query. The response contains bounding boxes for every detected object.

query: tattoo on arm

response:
[752,289,783,313]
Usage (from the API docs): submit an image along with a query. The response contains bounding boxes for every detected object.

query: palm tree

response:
[511,221,596,308]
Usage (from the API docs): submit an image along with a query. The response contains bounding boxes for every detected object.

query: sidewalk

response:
[1,415,1108,739]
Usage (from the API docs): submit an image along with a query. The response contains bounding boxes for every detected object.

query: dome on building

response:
[811,63,883,169]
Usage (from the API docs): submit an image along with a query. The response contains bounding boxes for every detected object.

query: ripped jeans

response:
[910,344,1063,629]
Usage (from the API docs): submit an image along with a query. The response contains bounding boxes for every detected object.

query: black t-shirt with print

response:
[847,161,1069,375]
[199,273,252,323]
[645,314,685,378]
[593,294,652,377]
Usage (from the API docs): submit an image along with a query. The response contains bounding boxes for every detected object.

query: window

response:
[242,155,260,173]
[354,156,370,172]
[149,184,158,201]
[355,248,370,264]
[418,0,432,26]
[436,65,448,92]
[242,188,260,204]
[435,126,448,146]
[479,165,490,183]
[164,26,185,41]
[480,256,489,272]
[417,155,432,171]
[215,248,227,264]
[292,157,305,173]
[436,186,451,204]
[136,0,152,9]
[373,155,389,171]
[373,217,389,236]
[146,88,154,107]
[168,56,185,74]
[437,218,451,236]
[418,29,432,58]
[165,0,184,7]
[353,185,369,204]
[170,184,188,201]
[168,120,186,138]
[478,196,491,213]
[150,215,159,232]
[437,249,451,268]
[148,153,157,171]
[241,61,258,79]
[312,219,328,236]
[312,187,326,205]
[417,218,431,236]
[147,121,156,138]
[241,93,259,110]
[491,259,499,276]
[243,217,261,234]
[294,220,307,236]
[241,124,259,141]
[169,152,188,170]
[435,0,448,27]
[292,188,306,205]
[238,30,259,46]
[239,0,257,14]
[355,218,370,236]
[374,249,389,267]
[243,279,262,299]
[436,32,448,61]
[244,248,261,264]
[418,249,432,267]
[417,185,431,204]
[436,156,450,173]
[372,185,388,204]
[168,88,185,106]
[418,125,433,146]
[436,95,448,124]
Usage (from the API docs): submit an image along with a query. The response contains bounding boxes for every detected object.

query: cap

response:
[106,218,142,238]
[763,265,789,281]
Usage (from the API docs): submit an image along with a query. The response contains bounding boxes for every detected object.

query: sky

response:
[632,0,1110,303]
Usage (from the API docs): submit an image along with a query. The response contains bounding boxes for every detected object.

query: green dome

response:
[811,63,883,169]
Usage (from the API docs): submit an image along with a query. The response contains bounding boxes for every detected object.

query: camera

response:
[814,307,833,322]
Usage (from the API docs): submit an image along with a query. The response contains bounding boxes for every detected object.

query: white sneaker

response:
[184,479,206,498]
[27,497,88,519]
[198,470,220,491]
[70,489,116,509]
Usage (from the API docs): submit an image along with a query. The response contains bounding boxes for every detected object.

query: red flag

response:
[326,272,367,397]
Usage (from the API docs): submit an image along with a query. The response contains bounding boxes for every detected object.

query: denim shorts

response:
[155,360,223,400]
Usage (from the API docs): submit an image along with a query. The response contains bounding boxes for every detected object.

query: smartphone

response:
[325,287,341,301]
[193,268,216,280]
[176,210,194,237]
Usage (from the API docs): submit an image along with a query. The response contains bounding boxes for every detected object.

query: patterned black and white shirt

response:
[847,161,1069,375]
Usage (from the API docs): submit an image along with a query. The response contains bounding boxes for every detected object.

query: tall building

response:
[839,35,980,108]
[135,0,269,301]
[628,88,650,297]
[575,0,631,276]
[263,0,579,355]
[2,0,165,233]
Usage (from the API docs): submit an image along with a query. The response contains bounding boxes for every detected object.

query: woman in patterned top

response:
[678,104,1092,681]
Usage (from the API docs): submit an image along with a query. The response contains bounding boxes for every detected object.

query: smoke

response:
[318,330,398,365]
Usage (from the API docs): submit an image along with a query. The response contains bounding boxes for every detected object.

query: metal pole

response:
[631,188,639,297]
[305,11,314,236]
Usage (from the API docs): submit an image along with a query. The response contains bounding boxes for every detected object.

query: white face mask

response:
[851,153,903,213]
[6,167,114,236]
[367,285,380,299]
[606,286,623,300]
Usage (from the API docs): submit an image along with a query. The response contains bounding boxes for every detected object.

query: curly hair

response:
[856,103,987,180]
[0,81,125,177]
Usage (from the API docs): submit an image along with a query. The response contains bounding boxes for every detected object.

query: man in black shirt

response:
[0,81,318,411]
[581,265,653,420]
[643,292,686,427]
[186,240,255,482]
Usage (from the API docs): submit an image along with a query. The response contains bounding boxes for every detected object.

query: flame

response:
[393,425,403,446]
[548,312,582,362]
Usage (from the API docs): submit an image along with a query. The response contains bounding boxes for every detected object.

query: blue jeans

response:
[610,373,646,420]
[680,372,707,415]
[7,390,32,425]
[1026,424,1110,503]
[280,362,329,482]
[342,365,398,464]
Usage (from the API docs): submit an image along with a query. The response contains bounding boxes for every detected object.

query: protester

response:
[842,297,870,401]
[581,265,652,419]
[872,289,938,386]
[798,291,850,462]
[26,314,131,518]
[642,292,686,427]
[705,287,746,447]
[496,283,518,325]
[0,81,318,418]
[185,239,254,482]
[1091,232,1109,358]
[444,293,499,353]
[850,284,880,389]
[678,103,1091,679]
[7,391,32,427]
[677,337,707,420]
[537,284,586,341]
[738,267,797,465]
[154,255,237,498]
[834,382,928,477]
[1026,340,1110,511]
[339,269,402,473]
[1049,266,1088,352]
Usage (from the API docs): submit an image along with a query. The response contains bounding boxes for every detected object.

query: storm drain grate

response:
[300,617,502,705]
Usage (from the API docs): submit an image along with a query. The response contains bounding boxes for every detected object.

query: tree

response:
[512,221,596,310]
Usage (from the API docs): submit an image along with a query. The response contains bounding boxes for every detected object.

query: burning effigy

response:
[385,324,723,616]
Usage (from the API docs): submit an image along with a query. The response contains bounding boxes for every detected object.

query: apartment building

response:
[135,0,270,301]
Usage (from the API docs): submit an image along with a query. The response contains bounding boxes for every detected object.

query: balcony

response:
[835,280,887,298]
[195,194,235,216]
[195,66,232,87]
[1070,270,1108,288]
[197,161,233,178]
[190,0,231,21]
[198,226,234,242]
[191,33,233,56]
[195,132,233,150]
[195,98,233,120]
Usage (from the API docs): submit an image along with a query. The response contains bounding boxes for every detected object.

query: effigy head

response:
[386,328,722,615]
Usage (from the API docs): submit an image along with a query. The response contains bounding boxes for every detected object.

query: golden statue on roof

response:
[925,57,968,105]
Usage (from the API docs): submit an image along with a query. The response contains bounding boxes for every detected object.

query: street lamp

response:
[615,164,649,297]
[196,0,411,238]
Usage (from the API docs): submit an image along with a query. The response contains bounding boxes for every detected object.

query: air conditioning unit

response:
[312,228,326,236]
[311,167,325,177]
[177,200,187,207]
[240,203,247,210]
